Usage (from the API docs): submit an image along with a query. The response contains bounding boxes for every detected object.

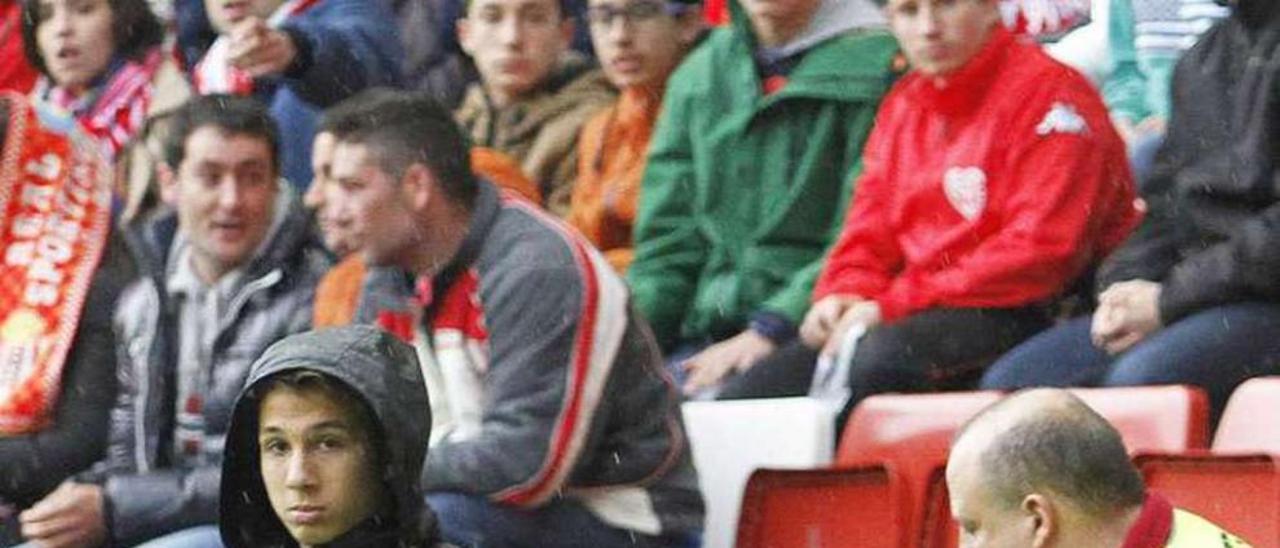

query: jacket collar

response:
[423,178,500,293]
[1121,492,1174,548]
[127,183,316,286]
[901,25,1014,116]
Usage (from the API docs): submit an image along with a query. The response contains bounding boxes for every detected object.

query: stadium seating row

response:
[735,377,1280,548]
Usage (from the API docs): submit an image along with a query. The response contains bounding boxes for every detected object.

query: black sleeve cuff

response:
[749,311,797,345]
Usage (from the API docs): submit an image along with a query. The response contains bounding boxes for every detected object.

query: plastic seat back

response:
[1136,453,1280,548]
[837,391,1005,547]
[1215,377,1280,453]
[736,467,903,548]
[837,391,1005,468]
[1070,385,1209,452]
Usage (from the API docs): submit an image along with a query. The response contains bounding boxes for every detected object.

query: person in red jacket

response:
[717,0,1141,425]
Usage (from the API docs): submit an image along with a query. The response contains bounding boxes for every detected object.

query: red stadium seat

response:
[736,466,903,548]
[915,386,1208,548]
[836,391,1004,547]
[1136,453,1280,548]
[1070,386,1209,452]
[1214,376,1280,453]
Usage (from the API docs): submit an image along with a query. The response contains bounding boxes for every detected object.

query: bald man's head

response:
[946,389,1146,545]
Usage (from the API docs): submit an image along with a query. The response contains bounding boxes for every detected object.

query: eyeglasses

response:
[586,0,690,28]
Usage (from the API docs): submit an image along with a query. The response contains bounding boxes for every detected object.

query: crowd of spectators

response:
[0,0,1276,545]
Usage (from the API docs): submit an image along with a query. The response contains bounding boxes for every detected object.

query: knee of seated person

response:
[848,326,916,374]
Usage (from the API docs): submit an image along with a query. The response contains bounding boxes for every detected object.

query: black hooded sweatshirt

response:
[219,326,447,547]
[1098,0,1280,322]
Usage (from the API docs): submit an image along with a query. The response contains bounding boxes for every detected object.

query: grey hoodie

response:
[219,326,444,547]
[767,0,886,59]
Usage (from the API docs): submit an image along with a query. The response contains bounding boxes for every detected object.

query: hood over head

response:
[219,325,437,547]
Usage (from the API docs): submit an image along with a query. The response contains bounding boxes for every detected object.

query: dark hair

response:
[164,95,280,173]
[971,394,1147,517]
[321,88,477,211]
[22,0,165,81]
[254,370,381,449]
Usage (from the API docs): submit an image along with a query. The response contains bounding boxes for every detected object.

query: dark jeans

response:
[427,492,698,548]
[981,303,1280,425]
[720,307,1050,429]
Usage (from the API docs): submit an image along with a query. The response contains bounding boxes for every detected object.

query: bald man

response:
[946,389,1249,547]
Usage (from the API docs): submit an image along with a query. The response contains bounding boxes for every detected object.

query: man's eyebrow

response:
[308,421,354,432]
[259,420,353,434]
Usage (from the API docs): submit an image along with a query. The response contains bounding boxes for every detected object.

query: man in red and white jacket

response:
[718,0,1141,425]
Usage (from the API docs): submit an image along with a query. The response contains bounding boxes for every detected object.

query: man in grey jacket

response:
[15,95,331,548]
[316,90,703,546]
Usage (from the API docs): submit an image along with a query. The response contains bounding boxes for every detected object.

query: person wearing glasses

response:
[455,0,618,215]
[566,0,703,274]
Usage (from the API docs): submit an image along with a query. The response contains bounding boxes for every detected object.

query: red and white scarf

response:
[0,92,112,435]
[193,0,322,96]
[35,47,164,162]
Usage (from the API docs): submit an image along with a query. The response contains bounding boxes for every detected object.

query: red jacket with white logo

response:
[814,27,1141,322]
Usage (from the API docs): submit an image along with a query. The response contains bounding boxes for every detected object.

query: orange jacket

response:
[566,88,661,273]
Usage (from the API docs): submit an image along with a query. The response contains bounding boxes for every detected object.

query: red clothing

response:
[0,1,37,94]
[1124,493,1175,548]
[814,28,1141,322]
[1122,492,1250,548]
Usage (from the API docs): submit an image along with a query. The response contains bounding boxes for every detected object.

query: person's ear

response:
[157,160,179,207]
[1022,494,1056,548]
[675,8,704,47]
[458,17,475,56]
[400,163,435,211]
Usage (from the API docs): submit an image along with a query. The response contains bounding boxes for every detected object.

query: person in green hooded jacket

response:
[627,0,901,396]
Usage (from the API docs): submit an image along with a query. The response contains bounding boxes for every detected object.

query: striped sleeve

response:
[423,201,631,505]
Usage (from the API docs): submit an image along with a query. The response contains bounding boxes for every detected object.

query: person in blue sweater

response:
[181,0,403,188]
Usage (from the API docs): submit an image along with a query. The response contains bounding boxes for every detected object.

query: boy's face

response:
[885,0,999,77]
[258,385,384,546]
[586,0,699,90]
[458,0,574,105]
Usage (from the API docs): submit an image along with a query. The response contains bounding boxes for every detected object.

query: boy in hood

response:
[627,0,900,397]
[220,326,447,548]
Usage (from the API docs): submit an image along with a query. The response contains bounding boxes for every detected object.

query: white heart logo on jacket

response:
[943,166,987,221]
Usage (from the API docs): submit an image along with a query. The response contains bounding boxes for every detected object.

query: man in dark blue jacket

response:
[184,0,403,188]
